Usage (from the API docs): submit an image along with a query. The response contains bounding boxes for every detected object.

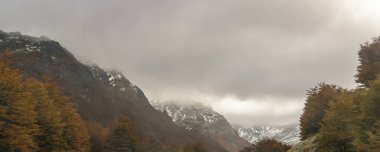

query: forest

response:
[296,37,380,152]
[238,37,380,152]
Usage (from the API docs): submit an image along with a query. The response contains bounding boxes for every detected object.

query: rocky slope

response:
[0,30,227,152]
[233,125,300,145]
[151,101,250,152]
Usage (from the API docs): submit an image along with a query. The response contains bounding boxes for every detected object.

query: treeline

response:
[299,37,380,151]
[0,60,136,152]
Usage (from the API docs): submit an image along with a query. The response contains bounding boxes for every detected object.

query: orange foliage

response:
[0,60,90,151]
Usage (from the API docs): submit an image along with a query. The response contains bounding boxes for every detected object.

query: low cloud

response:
[1,0,380,126]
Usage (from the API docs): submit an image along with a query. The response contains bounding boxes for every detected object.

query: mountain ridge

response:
[0,30,227,152]
[151,100,250,152]
[151,100,301,150]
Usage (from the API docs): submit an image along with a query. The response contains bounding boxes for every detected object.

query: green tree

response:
[356,37,380,87]
[300,83,344,140]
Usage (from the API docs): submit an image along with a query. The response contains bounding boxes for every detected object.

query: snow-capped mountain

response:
[151,101,223,131]
[233,125,300,145]
[0,30,228,152]
[151,99,300,149]
[151,101,250,152]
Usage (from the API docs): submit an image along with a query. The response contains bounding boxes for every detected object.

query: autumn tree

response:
[43,80,90,152]
[0,61,39,151]
[239,138,291,152]
[296,36,380,151]
[254,139,291,152]
[26,79,66,151]
[361,77,380,127]
[356,76,380,151]
[183,143,209,152]
[300,83,344,140]
[107,116,138,152]
[356,37,380,87]
[316,91,361,152]
[0,60,90,151]
[24,78,90,152]
[315,37,380,151]
[239,146,255,152]
[87,122,110,152]
[367,122,380,151]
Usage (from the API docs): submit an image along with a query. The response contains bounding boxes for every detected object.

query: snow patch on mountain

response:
[150,100,250,152]
[151,100,300,146]
[88,66,144,98]
[234,125,300,145]
[0,31,48,53]
[151,101,223,130]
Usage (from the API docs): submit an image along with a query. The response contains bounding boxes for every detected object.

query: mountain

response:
[151,100,250,152]
[0,30,227,152]
[233,125,300,145]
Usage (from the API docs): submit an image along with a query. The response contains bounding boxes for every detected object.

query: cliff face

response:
[0,30,227,152]
[151,101,250,152]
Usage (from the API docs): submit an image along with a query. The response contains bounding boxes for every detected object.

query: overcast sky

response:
[1,0,380,127]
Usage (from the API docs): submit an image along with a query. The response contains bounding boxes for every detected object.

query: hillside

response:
[0,30,227,152]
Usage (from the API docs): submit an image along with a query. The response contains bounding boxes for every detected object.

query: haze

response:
[1,0,380,126]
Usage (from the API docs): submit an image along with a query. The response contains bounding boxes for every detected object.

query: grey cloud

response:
[1,0,379,126]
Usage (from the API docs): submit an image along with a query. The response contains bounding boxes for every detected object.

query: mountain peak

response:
[151,100,224,130]
[151,100,250,152]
